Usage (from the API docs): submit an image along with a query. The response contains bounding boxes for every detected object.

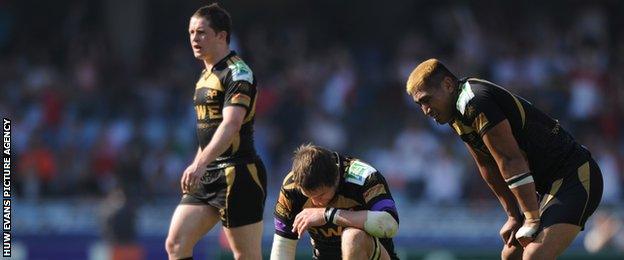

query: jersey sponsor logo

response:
[345,160,376,186]
[364,183,387,203]
[195,104,222,120]
[229,60,253,84]
[309,225,343,237]
[456,81,475,115]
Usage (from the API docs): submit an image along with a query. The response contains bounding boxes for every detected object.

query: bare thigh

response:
[523,223,580,260]
[166,204,221,258]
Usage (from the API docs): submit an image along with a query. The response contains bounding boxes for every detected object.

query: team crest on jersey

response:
[229,60,253,84]
[464,105,476,119]
[345,160,376,186]
[206,89,219,99]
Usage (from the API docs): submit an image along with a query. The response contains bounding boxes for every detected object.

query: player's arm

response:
[482,119,540,246]
[272,186,300,260]
[192,147,202,164]
[270,233,297,260]
[464,143,520,218]
[331,208,398,238]
[328,173,399,238]
[194,106,245,168]
[182,106,245,192]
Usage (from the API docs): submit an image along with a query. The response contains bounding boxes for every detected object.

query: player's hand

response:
[500,216,522,246]
[515,218,540,247]
[180,163,202,194]
[292,208,326,238]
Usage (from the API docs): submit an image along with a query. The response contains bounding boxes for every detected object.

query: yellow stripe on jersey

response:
[512,95,526,128]
[539,178,563,215]
[364,184,387,204]
[224,166,236,227]
[451,119,475,135]
[247,163,264,196]
[474,112,490,134]
[578,162,591,226]
[231,93,251,107]
[244,92,258,124]
[196,72,223,91]
[231,133,240,154]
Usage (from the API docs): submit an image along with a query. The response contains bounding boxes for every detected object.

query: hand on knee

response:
[501,244,522,260]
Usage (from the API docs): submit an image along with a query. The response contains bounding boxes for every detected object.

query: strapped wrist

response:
[505,172,534,189]
[324,207,338,224]
[523,210,540,221]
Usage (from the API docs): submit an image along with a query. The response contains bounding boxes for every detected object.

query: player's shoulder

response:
[280,171,298,191]
[224,53,254,84]
[343,158,380,186]
[456,78,496,115]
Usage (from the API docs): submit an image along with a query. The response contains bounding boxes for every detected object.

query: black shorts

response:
[539,158,603,230]
[179,158,267,228]
[312,237,399,260]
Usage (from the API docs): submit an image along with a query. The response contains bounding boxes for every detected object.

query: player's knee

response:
[523,245,556,260]
[341,228,373,257]
[501,245,522,260]
[165,234,189,256]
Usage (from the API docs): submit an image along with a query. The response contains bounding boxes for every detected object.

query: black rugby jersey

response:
[193,51,258,166]
[274,154,399,259]
[451,78,590,193]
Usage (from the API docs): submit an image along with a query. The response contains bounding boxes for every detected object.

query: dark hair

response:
[291,144,339,191]
[192,3,232,44]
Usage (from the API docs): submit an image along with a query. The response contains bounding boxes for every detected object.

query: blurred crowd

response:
[1,1,623,210]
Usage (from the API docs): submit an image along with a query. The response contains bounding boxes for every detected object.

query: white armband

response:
[505,172,534,189]
[364,211,398,238]
[270,234,297,260]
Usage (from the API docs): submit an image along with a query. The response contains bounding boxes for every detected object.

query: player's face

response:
[301,185,338,207]
[411,77,455,124]
[188,17,224,59]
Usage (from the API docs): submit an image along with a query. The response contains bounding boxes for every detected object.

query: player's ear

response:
[216,30,228,42]
[442,76,454,93]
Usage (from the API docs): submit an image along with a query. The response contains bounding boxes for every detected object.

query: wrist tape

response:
[324,207,338,225]
[505,172,534,189]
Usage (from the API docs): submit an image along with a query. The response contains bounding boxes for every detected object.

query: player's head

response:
[189,3,231,59]
[291,144,340,207]
[406,58,458,124]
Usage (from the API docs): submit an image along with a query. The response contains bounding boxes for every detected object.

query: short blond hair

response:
[406,58,455,95]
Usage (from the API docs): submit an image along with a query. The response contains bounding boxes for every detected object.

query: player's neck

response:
[203,47,230,71]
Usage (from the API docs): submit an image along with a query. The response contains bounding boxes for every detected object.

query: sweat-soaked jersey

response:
[450,78,590,193]
[274,154,399,259]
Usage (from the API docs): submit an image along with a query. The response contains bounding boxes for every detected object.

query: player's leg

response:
[522,223,580,260]
[165,204,220,259]
[501,244,523,260]
[341,228,391,260]
[223,221,264,260]
[221,161,267,259]
[522,159,603,260]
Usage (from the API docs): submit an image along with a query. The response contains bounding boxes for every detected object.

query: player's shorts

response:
[312,236,397,260]
[179,157,267,228]
[538,158,603,230]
